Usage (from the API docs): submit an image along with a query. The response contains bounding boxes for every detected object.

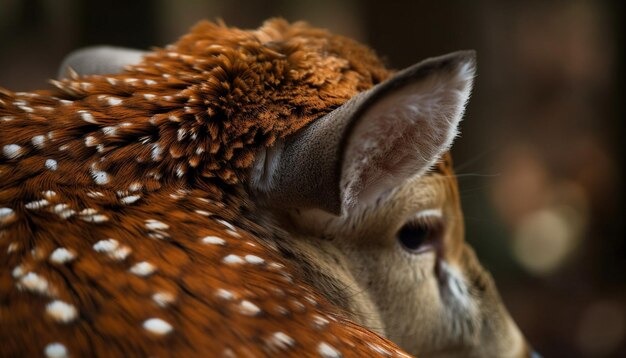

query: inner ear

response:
[340,53,476,209]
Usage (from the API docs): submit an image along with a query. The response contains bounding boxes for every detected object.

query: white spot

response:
[239,300,261,316]
[312,314,330,329]
[16,92,38,97]
[42,190,57,199]
[46,300,78,323]
[58,209,75,219]
[152,292,175,307]
[194,210,212,217]
[226,229,241,238]
[3,144,24,159]
[151,143,162,161]
[12,265,25,278]
[84,136,98,147]
[216,219,236,232]
[91,170,110,185]
[177,128,186,141]
[86,191,104,198]
[128,182,142,192]
[147,232,169,240]
[115,190,129,197]
[215,288,235,300]
[130,261,156,277]
[269,262,285,271]
[144,79,157,85]
[145,219,169,231]
[45,159,58,171]
[0,207,16,224]
[106,77,118,85]
[49,247,76,264]
[32,135,46,148]
[318,342,342,358]
[52,204,75,219]
[367,343,391,356]
[44,342,68,358]
[17,272,50,295]
[93,239,119,253]
[169,189,188,200]
[102,126,117,137]
[168,115,179,122]
[304,295,318,306]
[175,164,185,177]
[110,245,132,261]
[143,93,156,100]
[268,332,295,350]
[1,116,15,121]
[79,208,98,216]
[16,101,34,112]
[120,195,141,205]
[106,97,123,106]
[58,144,69,151]
[80,214,109,223]
[222,254,244,264]
[78,110,97,124]
[7,242,19,253]
[201,236,225,245]
[244,255,265,265]
[143,318,173,335]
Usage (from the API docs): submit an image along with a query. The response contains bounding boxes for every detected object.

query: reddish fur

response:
[0,19,413,357]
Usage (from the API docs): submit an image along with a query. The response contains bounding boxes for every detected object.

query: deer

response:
[0,19,536,357]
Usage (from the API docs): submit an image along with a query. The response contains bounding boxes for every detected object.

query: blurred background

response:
[0,0,623,356]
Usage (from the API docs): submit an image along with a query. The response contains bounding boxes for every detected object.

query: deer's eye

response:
[397,216,443,253]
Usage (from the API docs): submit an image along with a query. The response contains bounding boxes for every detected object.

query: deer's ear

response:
[339,51,476,209]
[57,46,148,79]
[252,51,476,215]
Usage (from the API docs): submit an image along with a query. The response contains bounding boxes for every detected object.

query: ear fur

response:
[57,46,148,79]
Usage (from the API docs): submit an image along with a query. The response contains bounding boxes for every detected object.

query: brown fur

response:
[0,20,410,357]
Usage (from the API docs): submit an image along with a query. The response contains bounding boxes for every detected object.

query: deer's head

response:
[58,26,534,357]
[249,52,533,357]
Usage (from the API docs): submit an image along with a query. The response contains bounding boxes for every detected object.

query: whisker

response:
[452,144,502,172]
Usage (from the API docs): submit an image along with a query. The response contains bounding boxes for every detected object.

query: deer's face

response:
[281,167,527,357]
[253,52,533,357]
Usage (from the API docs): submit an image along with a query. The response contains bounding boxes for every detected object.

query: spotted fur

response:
[0,19,406,357]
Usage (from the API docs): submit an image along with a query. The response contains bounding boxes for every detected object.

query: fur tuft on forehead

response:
[164,18,390,147]
[0,19,390,195]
